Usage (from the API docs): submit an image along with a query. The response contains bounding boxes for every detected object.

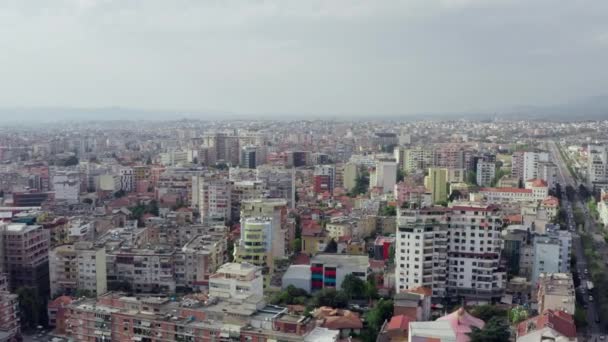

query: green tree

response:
[311,288,348,309]
[324,239,338,253]
[467,317,510,342]
[509,306,529,324]
[365,299,393,334]
[16,287,45,329]
[341,274,366,300]
[466,171,477,185]
[470,304,507,322]
[292,238,302,253]
[574,307,587,328]
[380,205,397,216]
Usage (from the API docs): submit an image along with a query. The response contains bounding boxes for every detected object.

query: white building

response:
[52,170,81,203]
[199,177,232,224]
[588,145,607,185]
[256,165,296,209]
[477,179,548,203]
[208,263,263,300]
[119,168,134,192]
[522,151,550,182]
[476,161,495,187]
[531,230,571,286]
[49,242,107,297]
[395,202,506,301]
[160,150,189,166]
[370,160,397,193]
[537,162,558,189]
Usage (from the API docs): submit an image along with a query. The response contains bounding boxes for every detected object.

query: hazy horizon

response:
[1,0,608,118]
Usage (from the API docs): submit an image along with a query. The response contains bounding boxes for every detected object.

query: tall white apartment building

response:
[199,178,232,224]
[587,145,607,185]
[476,161,495,187]
[537,162,558,189]
[120,168,134,192]
[395,202,506,301]
[404,148,435,173]
[446,203,506,300]
[49,242,107,297]
[522,151,550,181]
[370,159,397,193]
[395,207,448,297]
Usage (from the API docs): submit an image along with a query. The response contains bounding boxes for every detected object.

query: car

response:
[585,269,589,274]
[599,336,606,341]
[589,295,594,302]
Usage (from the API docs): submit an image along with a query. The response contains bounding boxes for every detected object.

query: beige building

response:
[424,168,448,204]
[209,263,264,300]
[49,241,107,297]
[343,162,359,192]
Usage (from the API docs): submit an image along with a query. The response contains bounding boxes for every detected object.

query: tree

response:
[82,198,93,205]
[380,205,397,216]
[16,287,45,329]
[365,299,393,334]
[470,304,507,322]
[467,317,510,342]
[324,239,338,253]
[146,156,153,165]
[466,171,477,185]
[311,288,348,309]
[574,307,587,328]
[397,169,406,182]
[341,274,366,299]
[449,190,462,202]
[509,306,529,324]
[350,169,370,196]
[271,285,310,305]
[364,277,379,300]
[292,238,302,253]
[114,190,126,198]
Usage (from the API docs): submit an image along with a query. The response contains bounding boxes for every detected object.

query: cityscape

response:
[2,1,608,342]
[0,119,607,342]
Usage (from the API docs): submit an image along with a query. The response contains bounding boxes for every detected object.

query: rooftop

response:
[310,253,369,269]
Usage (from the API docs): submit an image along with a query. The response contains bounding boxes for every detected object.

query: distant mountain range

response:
[0,95,607,123]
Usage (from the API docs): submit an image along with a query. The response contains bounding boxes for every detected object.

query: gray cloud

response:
[0,0,607,117]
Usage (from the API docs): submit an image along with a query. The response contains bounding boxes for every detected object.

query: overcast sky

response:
[1,0,607,117]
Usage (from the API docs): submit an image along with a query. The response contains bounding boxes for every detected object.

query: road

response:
[549,140,605,339]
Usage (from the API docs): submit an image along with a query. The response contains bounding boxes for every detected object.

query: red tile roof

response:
[517,310,576,339]
[479,187,532,194]
[386,315,411,331]
[527,178,548,187]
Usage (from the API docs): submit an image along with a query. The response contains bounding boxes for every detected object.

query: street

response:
[549,140,605,340]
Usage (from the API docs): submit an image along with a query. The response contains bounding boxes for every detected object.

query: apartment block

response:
[476,161,495,187]
[1,223,50,297]
[395,203,506,301]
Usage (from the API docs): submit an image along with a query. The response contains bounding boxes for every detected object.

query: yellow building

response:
[425,168,448,204]
[343,162,359,192]
[234,217,272,267]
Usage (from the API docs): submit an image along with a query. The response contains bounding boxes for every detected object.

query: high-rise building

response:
[370,159,397,193]
[587,145,607,187]
[476,161,495,187]
[313,165,336,194]
[199,177,232,224]
[234,217,274,269]
[404,148,435,173]
[52,170,81,203]
[49,242,107,297]
[425,168,448,204]
[531,229,571,286]
[343,162,359,192]
[240,145,260,169]
[256,165,295,208]
[395,203,506,301]
[240,198,289,259]
[1,223,50,297]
